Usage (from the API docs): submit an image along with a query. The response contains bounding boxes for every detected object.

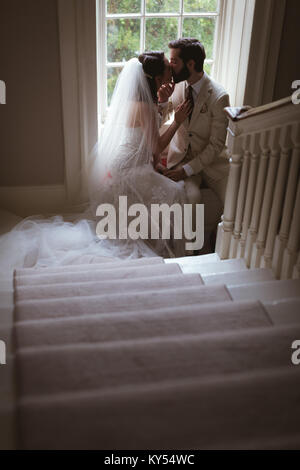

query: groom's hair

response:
[168,38,206,73]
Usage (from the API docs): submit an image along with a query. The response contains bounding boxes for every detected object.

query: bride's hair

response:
[138,51,165,103]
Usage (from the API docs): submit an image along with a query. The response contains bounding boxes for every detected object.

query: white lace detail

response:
[151,185,168,203]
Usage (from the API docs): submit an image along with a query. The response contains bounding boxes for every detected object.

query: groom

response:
[158,38,230,208]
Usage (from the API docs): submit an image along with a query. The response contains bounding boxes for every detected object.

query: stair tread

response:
[15,273,203,302]
[15,256,163,277]
[18,367,300,450]
[64,255,118,265]
[202,268,274,286]
[15,300,271,348]
[15,262,182,287]
[165,253,220,265]
[181,258,247,275]
[15,284,231,321]
[17,324,300,398]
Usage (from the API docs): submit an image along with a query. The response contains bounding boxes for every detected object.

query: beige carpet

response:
[10,259,300,450]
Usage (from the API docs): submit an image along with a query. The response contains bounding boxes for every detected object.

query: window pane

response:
[182,17,215,58]
[107,19,140,62]
[107,0,140,14]
[146,0,179,13]
[145,18,178,54]
[204,62,212,75]
[184,0,218,13]
[107,67,123,106]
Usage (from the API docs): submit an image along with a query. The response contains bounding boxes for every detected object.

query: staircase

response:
[0,252,298,450]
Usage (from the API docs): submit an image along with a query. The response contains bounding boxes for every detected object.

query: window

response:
[97,0,222,123]
[58,0,258,202]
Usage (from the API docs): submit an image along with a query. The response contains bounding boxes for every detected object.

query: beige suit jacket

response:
[163,73,230,182]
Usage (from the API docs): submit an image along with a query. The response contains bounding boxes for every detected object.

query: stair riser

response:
[229,279,300,302]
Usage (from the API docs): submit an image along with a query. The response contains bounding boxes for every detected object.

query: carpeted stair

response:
[1,253,300,449]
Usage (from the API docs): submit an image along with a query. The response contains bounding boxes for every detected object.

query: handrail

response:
[225,96,292,121]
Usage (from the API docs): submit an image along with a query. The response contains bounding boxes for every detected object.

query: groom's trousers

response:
[174,156,228,214]
[172,154,228,249]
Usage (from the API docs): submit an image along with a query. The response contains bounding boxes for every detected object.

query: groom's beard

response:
[172,64,190,84]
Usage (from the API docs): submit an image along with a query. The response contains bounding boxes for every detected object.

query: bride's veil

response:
[0,58,161,270]
[0,56,186,269]
[85,57,159,208]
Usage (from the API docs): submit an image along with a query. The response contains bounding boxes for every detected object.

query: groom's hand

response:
[164,168,187,182]
[154,162,168,174]
[157,81,175,103]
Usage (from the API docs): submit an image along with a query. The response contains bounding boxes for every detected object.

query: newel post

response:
[229,135,251,258]
[216,120,243,259]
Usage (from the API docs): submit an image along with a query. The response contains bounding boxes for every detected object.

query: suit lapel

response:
[173,76,212,128]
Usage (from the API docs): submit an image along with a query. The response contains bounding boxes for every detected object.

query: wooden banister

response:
[225,96,292,122]
[216,95,300,280]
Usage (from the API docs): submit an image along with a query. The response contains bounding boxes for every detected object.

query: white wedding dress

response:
[0,143,187,270]
[92,125,189,258]
[0,59,189,270]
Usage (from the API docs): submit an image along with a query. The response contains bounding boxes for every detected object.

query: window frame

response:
[97,0,223,125]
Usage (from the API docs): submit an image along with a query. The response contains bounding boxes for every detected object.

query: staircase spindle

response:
[281,177,300,279]
[245,132,270,267]
[237,134,259,259]
[273,122,300,277]
[251,128,281,268]
[263,126,292,270]
[292,252,300,279]
[229,136,251,258]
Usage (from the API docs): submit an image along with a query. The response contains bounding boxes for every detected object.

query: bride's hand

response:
[174,99,193,125]
[155,162,167,174]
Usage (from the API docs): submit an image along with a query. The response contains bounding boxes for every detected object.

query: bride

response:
[0,52,192,269]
